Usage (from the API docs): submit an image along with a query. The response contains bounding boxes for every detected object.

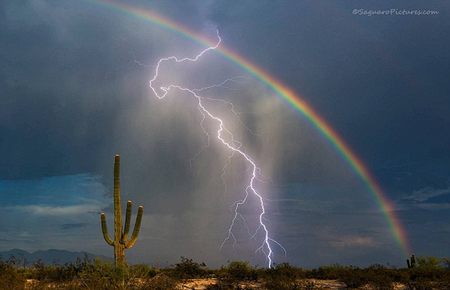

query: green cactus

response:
[100,155,143,267]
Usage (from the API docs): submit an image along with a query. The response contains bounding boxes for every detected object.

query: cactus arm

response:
[125,206,143,249]
[101,213,114,246]
[121,200,132,242]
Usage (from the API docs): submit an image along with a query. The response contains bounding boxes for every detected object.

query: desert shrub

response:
[269,263,305,279]
[308,264,346,280]
[407,268,450,290]
[76,260,131,289]
[170,256,208,279]
[337,268,367,288]
[35,262,73,282]
[212,261,258,290]
[410,267,445,282]
[309,265,371,288]
[30,260,47,280]
[26,260,166,289]
[221,261,258,281]
[307,264,396,289]
[386,268,410,284]
[262,263,306,290]
[1,257,449,289]
[443,258,450,269]
[363,265,394,289]
[0,259,25,290]
[264,278,302,290]
[416,256,442,270]
[29,258,93,282]
[129,263,158,278]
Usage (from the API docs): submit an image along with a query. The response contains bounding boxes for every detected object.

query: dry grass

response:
[2,257,449,290]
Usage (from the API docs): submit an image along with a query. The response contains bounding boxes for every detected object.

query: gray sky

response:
[0,0,449,268]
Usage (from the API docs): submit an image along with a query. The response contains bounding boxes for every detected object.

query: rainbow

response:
[88,0,411,257]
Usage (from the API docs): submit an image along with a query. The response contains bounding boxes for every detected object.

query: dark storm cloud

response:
[0,0,242,264]
[0,0,215,180]
[208,0,450,189]
[207,1,450,263]
[0,1,122,179]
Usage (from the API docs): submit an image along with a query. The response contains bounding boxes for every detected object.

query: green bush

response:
[308,264,346,280]
[0,256,449,289]
[443,258,450,269]
[26,256,94,282]
[0,259,24,290]
[262,263,306,290]
[264,278,301,290]
[307,264,395,289]
[77,260,125,289]
[170,256,208,279]
[416,256,443,270]
[129,263,158,278]
[221,261,258,281]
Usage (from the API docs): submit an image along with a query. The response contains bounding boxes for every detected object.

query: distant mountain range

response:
[0,249,111,265]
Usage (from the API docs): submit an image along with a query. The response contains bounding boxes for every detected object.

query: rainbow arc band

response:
[89,0,411,257]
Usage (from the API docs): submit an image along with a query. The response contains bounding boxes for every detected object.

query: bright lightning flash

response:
[149,31,283,268]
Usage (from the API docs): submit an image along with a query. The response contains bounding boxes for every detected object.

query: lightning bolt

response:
[149,31,283,268]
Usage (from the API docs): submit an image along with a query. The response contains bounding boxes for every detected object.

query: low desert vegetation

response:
[0,255,449,289]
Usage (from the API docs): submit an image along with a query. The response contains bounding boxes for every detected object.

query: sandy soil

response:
[180,278,351,289]
[24,278,414,289]
[179,279,411,290]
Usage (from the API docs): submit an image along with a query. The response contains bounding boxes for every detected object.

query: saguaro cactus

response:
[100,155,143,267]
[407,254,416,269]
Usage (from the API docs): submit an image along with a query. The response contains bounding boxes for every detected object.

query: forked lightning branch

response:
[149,31,284,268]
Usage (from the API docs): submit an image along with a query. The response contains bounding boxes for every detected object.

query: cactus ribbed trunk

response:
[100,154,144,268]
[113,155,124,266]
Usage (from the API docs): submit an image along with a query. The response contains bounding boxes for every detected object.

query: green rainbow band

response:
[89,0,411,257]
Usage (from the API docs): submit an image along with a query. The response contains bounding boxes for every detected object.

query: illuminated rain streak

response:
[149,31,281,267]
